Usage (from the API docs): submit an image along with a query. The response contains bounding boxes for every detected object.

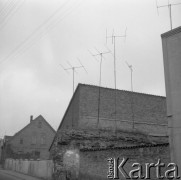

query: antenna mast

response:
[156,0,181,30]
[126,61,135,129]
[126,61,133,92]
[106,28,127,132]
[60,59,87,93]
[106,28,127,89]
[89,48,110,128]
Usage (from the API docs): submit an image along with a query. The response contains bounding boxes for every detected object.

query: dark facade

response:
[0,138,3,163]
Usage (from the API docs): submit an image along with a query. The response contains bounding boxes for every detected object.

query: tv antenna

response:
[106,28,127,90]
[125,61,135,129]
[89,48,110,86]
[89,48,110,128]
[60,59,87,93]
[156,0,181,30]
[125,61,133,92]
[106,28,127,133]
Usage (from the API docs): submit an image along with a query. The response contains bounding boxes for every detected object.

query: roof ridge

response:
[80,143,169,152]
[161,26,181,38]
[8,115,55,143]
[33,115,56,133]
[78,83,166,98]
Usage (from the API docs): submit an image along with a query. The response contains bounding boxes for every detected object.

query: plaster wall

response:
[161,27,181,170]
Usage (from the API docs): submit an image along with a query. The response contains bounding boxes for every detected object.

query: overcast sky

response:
[0,0,181,138]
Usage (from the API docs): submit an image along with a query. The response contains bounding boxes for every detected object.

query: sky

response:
[0,0,181,138]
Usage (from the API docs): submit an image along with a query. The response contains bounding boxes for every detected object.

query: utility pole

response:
[156,0,181,30]
[60,59,87,94]
[106,28,127,132]
[89,48,110,128]
[126,61,135,129]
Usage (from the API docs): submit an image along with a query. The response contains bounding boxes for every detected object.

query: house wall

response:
[8,116,55,159]
[59,87,80,130]
[78,85,167,135]
[161,27,181,174]
[0,139,3,162]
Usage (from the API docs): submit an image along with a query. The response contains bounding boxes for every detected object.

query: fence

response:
[5,158,53,180]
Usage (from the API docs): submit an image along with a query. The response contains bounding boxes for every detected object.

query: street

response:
[0,171,19,180]
[0,169,42,180]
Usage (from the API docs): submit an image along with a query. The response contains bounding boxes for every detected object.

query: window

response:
[18,151,23,154]
[33,151,40,158]
[31,136,36,145]
[40,135,46,145]
[20,138,23,144]
[38,121,42,128]
[35,151,40,156]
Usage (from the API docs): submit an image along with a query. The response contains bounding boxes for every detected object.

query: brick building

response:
[3,115,55,160]
[49,84,169,179]
[56,83,167,135]
[50,129,170,180]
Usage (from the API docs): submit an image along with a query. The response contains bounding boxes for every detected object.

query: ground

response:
[0,165,42,180]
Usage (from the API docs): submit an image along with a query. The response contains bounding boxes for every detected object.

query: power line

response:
[0,0,71,65]
[0,0,25,31]
[0,0,14,19]
[0,0,16,21]
[0,0,11,18]
[17,0,84,61]
[0,0,83,66]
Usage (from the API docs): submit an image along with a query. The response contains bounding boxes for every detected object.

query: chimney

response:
[30,115,33,123]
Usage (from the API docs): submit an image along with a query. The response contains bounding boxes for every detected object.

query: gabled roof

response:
[8,115,56,143]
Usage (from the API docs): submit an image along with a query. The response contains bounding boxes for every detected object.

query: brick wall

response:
[59,87,80,130]
[79,145,170,180]
[50,129,170,180]
[78,84,167,135]
[57,84,167,135]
